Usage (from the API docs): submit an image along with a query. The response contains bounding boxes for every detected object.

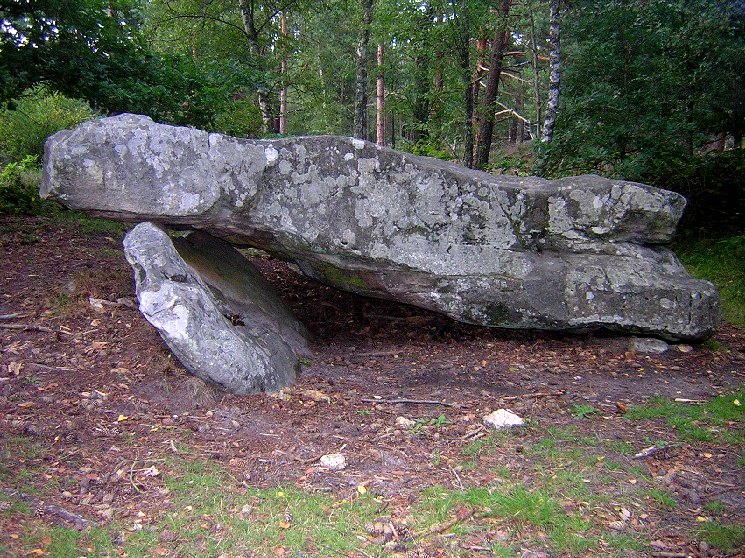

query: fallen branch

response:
[361,398,458,408]
[632,444,678,460]
[2,488,97,529]
[0,323,55,332]
[0,313,28,320]
[415,507,474,537]
[0,323,73,335]
[501,390,566,401]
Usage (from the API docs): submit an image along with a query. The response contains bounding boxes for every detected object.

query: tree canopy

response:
[1,0,743,231]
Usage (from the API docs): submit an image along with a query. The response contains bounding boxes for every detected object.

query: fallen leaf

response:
[8,361,23,375]
[734,399,741,407]
[279,521,290,529]
[273,547,286,556]
[116,415,128,422]
[357,485,368,495]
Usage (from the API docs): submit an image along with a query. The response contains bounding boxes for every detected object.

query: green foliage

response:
[0,87,96,163]
[676,235,745,327]
[0,155,42,214]
[400,139,454,161]
[541,0,745,234]
[571,403,599,419]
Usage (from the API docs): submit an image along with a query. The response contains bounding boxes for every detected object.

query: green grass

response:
[159,458,384,557]
[675,235,745,327]
[625,388,744,443]
[697,521,745,551]
[571,403,599,419]
[646,488,677,509]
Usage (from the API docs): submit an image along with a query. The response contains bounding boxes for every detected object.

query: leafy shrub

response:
[400,139,454,161]
[0,156,44,214]
[0,87,96,163]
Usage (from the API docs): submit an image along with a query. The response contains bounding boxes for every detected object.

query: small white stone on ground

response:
[395,416,416,429]
[319,453,347,470]
[483,409,525,429]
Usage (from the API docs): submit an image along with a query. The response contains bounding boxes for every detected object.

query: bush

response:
[0,155,44,214]
[0,87,96,163]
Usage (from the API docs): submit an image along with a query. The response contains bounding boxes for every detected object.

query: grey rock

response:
[630,337,670,354]
[123,222,308,395]
[45,115,721,340]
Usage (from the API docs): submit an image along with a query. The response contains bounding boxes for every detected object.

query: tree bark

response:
[237,0,276,134]
[528,3,541,140]
[541,0,560,144]
[354,0,373,139]
[279,11,288,135]
[453,0,474,168]
[474,0,512,169]
[376,43,385,146]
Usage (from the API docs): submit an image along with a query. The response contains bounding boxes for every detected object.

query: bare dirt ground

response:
[1,214,743,557]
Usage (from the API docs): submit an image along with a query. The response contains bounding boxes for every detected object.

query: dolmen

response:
[42,114,721,394]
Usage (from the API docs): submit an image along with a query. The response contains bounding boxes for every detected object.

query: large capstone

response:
[123,222,308,395]
[44,114,721,341]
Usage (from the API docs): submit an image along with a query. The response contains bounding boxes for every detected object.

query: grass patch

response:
[646,488,677,509]
[675,235,745,327]
[697,521,745,552]
[625,389,744,443]
[157,458,383,557]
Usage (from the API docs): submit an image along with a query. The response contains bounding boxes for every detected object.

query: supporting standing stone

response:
[123,222,308,395]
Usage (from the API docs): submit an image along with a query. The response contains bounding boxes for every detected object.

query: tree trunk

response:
[237,0,276,134]
[474,0,512,169]
[454,0,474,168]
[472,35,488,148]
[376,43,385,146]
[541,0,560,144]
[279,11,288,135]
[528,4,541,140]
[354,0,373,139]
[734,75,743,148]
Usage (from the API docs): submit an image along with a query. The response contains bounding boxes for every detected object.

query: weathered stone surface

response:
[123,222,308,394]
[45,114,721,340]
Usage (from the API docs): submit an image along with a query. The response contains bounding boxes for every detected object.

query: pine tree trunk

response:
[474,0,512,169]
[541,0,560,144]
[376,44,385,146]
[354,0,373,140]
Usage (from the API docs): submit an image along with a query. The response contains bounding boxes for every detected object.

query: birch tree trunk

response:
[279,11,288,135]
[541,0,561,143]
[376,43,385,146]
[237,0,276,134]
[528,3,542,140]
[474,0,512,169]
[354,0,373,139]
[454,0,474,168]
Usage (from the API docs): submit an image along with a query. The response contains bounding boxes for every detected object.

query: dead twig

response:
[415,507,475,537]
[650,552,688,558]
[0,323,55,332]
[361,398,459,408]
[632,444,678,460]
[28,362,75,372]
[2,488,96,529]
[501,390,566,401]
[0,313,28,320]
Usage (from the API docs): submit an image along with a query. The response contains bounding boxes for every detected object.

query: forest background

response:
[1,0,744,321]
